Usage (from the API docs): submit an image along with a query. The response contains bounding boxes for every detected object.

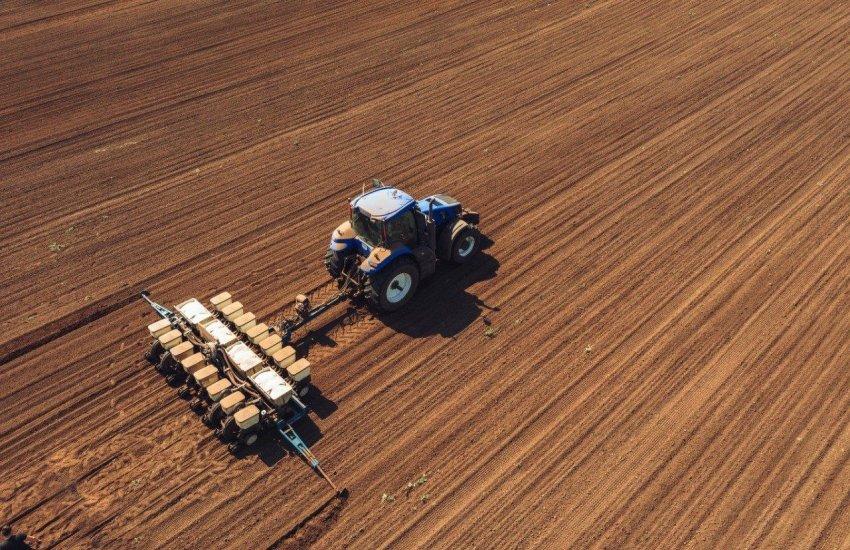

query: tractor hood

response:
[350,187,415,221]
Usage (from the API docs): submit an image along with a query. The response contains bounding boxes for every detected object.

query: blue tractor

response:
[325,182,482,312]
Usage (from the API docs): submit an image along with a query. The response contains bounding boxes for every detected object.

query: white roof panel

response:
[351,187,414,220]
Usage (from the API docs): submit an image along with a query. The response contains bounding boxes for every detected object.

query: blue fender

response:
[359,245,415,275]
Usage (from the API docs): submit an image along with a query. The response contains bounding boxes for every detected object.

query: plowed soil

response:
[2,1,850,548]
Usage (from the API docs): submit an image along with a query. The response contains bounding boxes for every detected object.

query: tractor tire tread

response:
[365,257,419,312]
[450,225,481,264]
[324,249,343,278]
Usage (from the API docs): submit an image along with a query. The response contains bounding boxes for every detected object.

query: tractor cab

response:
[349,187,418,248]
[327,183,482,311]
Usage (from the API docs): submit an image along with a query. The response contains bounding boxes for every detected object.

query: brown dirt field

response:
[2,1,850,547]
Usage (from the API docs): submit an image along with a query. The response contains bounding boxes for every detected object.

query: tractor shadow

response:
[378,237,499,338]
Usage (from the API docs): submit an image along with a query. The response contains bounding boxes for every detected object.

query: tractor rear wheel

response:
[450,226,481,264]
[324,249,344,278]
[365,257,419,312]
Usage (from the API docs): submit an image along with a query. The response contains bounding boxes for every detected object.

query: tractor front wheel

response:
[365,257,419,312]
[451,226,481,264]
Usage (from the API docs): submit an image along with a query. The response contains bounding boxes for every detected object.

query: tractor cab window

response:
[351,208,384,247]
[385,210,417,246]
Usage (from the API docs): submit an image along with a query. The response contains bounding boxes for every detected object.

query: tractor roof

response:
[351,187,415,220]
